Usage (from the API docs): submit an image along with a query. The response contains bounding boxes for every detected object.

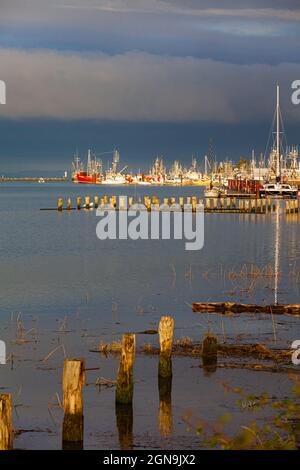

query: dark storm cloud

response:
[0,48,299,123]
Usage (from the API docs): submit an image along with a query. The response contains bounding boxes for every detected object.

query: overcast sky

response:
[0,0,299,172]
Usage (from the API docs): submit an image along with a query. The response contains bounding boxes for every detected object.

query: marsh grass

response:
[185,375,300,449]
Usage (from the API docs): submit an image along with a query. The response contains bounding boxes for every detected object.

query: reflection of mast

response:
[274,203,280,306]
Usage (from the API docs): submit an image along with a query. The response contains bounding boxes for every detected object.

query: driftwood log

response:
[192,302,300,316]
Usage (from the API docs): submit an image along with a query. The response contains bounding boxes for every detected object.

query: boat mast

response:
[276,85,281,182]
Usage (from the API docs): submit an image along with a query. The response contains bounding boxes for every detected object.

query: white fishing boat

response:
[259,182,297,197]
[204,188,220,198]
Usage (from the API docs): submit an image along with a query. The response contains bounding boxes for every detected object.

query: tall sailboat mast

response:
[276,85,281,182]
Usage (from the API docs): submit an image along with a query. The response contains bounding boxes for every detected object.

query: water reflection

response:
[115,403,133,450]
[158,371,173,438]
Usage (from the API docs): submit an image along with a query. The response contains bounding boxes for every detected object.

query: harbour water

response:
[0,182,299,449]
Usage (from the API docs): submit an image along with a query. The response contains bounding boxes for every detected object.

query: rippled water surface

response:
[0,182,299,449]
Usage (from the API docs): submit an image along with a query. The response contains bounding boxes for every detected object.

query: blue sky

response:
[0,0,299,174]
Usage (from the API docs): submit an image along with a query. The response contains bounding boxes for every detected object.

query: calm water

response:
[0,182,299,449]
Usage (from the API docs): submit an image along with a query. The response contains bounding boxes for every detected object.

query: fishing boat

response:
[259,182,297,197]
[102,150,128,184]
[72,149,102,184]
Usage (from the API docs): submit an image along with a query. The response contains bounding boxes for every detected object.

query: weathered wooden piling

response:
[62,359,85,443]
[201,333,218,368]
[192,196,197,212]
[128,196,134,208]
[77,196,81,210]
[213,198,218,210]
[57,197,63,212]
[186,196,191,205]
[206,198,211,210]
[267,198,271,212]
[67,197,71,210]
[226,197,231,210]
[179,196,184,210]
[84,196,90,209]
[257,198,261,213]
[158,316,174,378]
[104,195,109,204]
[251,198,256,213]
[0,394,13,450]
[144,196,151,211]
[94,195,99,209]
[116,334,136,405]
[262,198,266,213]
[232,197,237,209]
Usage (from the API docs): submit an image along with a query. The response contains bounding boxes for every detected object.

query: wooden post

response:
[244,200,249,212]
[0,394,12,450]
[67,197,71,210]
[84,196,90,209]
[206,198,211,210]
[295,198,299,213]
[58,198,63,211]
[213,198,218,210]
[238,199,243,211]
[77,196,81,210]
[116,334,135,405]
[104,195,109,204]
[257,198,261,213]
[219,197,224,210]
[179,196,184,210]
[94,195,99,209]
[128,196,134,208]
[226,197,231,210]
[163,197,169,206]
[158,316,174,378]
[232,197,236,209]
[262,198,266,213]
[286,200,290,214]
[62,359,85,443]
[192,196,197,212]
[186,196,191,205]
[267,198,271,212]
[144,196,151,211]
[201,333,217,369]
[250,198,256,213]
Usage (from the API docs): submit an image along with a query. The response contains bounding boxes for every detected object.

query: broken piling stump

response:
[192,301,300,316]
[116,334,135,405]
[0,395,12,450]
[0,394,13,450]
[158,316,174,378]
[201,334,218,370]
[62,359,85,445]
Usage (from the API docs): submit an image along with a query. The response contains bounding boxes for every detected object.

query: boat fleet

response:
[71,86,299,197]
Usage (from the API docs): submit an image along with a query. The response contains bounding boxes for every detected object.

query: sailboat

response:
[259,86,298,198]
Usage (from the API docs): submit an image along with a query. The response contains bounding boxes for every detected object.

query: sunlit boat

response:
[259,182,298,197]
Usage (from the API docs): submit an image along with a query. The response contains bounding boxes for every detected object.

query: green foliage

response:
[192,376,300,450]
